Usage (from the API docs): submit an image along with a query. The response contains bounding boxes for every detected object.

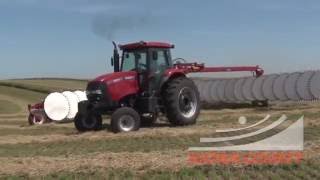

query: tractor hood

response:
[88,71,139,101]
[92,71,137,84]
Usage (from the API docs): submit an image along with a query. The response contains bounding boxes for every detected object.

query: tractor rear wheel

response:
[163,77,200,126]
[74,112,102,132]
[111,107,141,133]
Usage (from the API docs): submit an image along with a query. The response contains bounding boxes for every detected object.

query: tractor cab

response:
[112,41,175,94]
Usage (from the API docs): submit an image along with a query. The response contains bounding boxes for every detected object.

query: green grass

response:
[0,100,21,114]
[0,81,51,94]
[0,79,87,111]
[0,79,87,93]
[2,159,320,180]
[0,86,46,104]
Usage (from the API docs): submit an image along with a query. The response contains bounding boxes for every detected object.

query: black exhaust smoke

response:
[92,13,151,41]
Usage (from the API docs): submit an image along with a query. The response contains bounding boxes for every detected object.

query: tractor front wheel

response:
[74,112,102,132]
[111,107,141,133]
[164,77,200,126]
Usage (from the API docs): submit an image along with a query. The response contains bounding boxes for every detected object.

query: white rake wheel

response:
[192,70,320,103]
[234,78,246,102]
[44,92,69,121]
[194,80,205,101]
[217,79,228,102]
[242,77,255,101]
[62,91,79,119]
[74,90,88,102]
[193,79,201,90]
[262,74,279,101]
[207,80,220,103]
[199,80,209,102]
[296,71,315,101]
[224,79,238,103]
[209,80,222,103]
[284,72,302,101]
[192,80,200,93]
[273,73,289,101]
[252,76,267,101]
[202,81,213,103]
[310,71,320,99]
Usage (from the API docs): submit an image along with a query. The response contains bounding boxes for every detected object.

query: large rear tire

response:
[74,112,102,132]
[163,77,200,126]
[111,107,141,133]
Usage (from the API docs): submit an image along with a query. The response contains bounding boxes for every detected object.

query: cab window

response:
[150,50,169,72]
[157,50,168,70]
[121,51,147,72]
[137,53,147,71]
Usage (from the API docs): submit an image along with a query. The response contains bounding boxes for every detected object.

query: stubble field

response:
[0,79,319,179]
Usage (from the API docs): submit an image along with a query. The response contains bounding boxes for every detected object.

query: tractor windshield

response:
[121,51,147,72]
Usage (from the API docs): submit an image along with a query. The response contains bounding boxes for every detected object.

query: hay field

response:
[0,79,319,179]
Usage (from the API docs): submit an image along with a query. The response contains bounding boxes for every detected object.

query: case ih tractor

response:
[74,41,263,133]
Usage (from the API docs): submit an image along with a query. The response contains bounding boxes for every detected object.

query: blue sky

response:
[1,0,320,79]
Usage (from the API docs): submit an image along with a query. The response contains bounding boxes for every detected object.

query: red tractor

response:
[74,41,263,133]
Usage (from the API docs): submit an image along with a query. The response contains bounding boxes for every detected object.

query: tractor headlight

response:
[86,81,107,102]
[86,89,103,95]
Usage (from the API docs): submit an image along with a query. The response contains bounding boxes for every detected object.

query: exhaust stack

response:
[112,41,120,72]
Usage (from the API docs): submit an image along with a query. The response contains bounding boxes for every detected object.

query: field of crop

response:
[0,79,87,94]
[0,79,319,179]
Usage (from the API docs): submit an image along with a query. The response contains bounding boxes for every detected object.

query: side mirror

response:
[111,57,114,66]
[152,51,158,60]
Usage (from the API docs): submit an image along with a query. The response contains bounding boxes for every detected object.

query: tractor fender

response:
[160,71,186,91]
